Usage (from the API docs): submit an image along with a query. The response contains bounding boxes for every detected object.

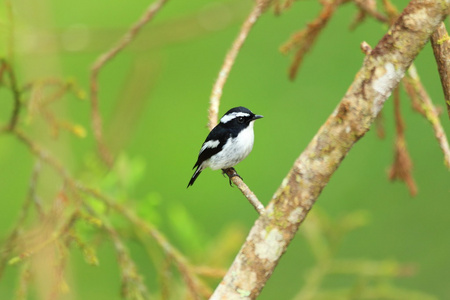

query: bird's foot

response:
[222,168,242,186]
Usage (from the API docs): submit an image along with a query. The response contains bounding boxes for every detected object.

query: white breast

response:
[206,121,255,170]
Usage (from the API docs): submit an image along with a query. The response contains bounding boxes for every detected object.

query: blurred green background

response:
[1,0,449,299]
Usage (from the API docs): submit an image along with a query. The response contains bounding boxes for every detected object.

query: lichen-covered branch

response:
[211,1,450,298]
[430,22,450,119]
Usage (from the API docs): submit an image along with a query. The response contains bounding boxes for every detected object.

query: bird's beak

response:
[253,114,263,120]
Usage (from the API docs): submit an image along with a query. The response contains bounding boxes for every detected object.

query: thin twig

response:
[49,240,69,300]
[193,266,227,278]
[388,87,417,196]
[280,0,343,80]
[403,65,450,169]
[26,80,86,138]
[0,59,6,84]
[207,0,273,130]
[430,22,450,119]
[29,161,45,217]
[273,0,295,15]
[13,129,70,180]
[223,168,265,215]
[381,0,399,22]
[98,213,150,299]
[377,0,450,167]
[15,262,32,300]
[8,209,78,267]
[0,161,42,280]
[2,59,22,131]
[353,0,388,24]
[90,0,169,166]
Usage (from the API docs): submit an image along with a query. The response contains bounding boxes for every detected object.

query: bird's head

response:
[219,106,263,128]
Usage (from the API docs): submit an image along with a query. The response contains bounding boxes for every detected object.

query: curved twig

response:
[1,59,22,131]
[353,0,389,24]
[90,0,169,166]
[281,0,342,80]
[403,65,450,169]
[207,0,272,130]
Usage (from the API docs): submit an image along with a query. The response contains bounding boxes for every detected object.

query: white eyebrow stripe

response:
[220,112,250,124]
[200,140,220,153]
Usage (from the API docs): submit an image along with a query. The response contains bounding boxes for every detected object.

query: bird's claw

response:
[222,168,242,187]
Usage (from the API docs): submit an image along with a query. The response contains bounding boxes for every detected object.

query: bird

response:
[187,106,263,188]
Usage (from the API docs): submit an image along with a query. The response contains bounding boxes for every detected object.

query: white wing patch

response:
[220,112,250,124]
[200,139,220,153]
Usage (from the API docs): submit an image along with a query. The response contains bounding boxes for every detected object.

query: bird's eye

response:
[237,117,245,124]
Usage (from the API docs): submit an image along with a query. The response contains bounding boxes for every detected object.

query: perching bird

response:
[187,106,263,187]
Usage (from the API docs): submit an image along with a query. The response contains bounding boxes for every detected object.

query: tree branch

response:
[211,1,450,298]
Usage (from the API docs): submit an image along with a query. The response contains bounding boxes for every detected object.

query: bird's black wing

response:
[188,125,231,187]
[193,125,228,169]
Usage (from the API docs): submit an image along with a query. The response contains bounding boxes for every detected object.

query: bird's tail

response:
[187,166,202,188]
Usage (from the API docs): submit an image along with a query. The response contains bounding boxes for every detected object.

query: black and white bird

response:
[187,106,263,187]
